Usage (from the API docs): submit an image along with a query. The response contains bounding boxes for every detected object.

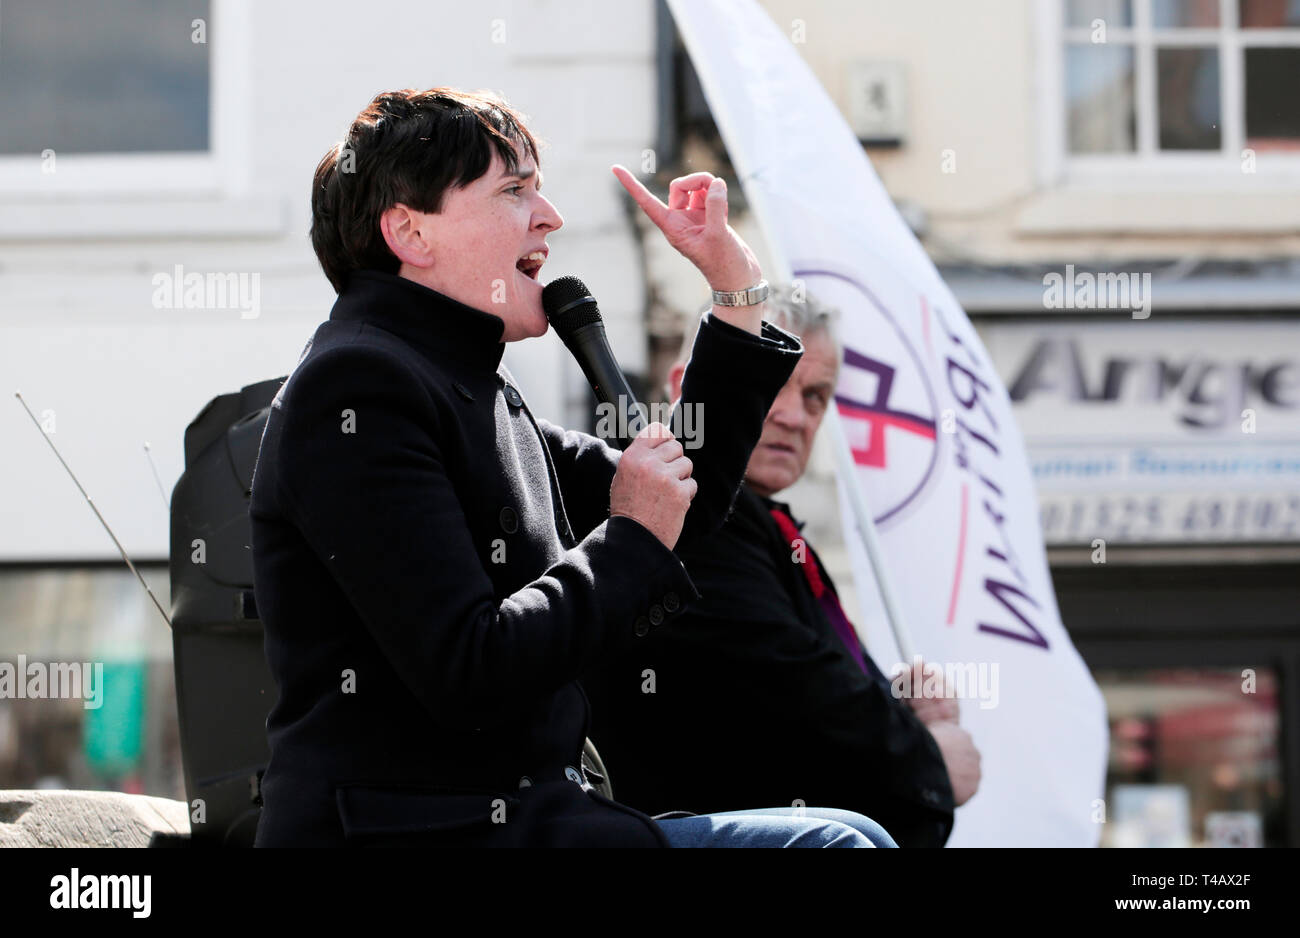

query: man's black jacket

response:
[584,485,956,846]
[248,270,801,846]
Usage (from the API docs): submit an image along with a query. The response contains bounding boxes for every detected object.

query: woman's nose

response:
[535,194,564,232]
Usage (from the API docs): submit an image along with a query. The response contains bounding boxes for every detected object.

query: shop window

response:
[1097,666,1283,847]
[0,566,182,799]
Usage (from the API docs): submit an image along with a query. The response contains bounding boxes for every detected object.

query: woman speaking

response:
[249,87,893,848]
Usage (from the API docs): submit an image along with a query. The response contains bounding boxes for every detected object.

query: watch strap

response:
[711,279,770,307]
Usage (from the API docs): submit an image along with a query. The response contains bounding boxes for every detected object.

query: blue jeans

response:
[655,806,898,848]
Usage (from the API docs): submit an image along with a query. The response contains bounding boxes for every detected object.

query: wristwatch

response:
[711,279,770,307]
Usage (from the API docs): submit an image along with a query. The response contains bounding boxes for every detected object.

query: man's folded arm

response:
[273,345,698,727]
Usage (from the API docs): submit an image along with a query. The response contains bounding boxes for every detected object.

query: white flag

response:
[668,0,1109,846]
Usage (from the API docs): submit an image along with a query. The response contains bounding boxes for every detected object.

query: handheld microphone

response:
[543,276,647,450]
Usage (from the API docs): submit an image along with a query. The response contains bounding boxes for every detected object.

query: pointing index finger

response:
[612,164,668,229]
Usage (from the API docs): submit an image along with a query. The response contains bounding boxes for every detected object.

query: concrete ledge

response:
[0,790,190,848]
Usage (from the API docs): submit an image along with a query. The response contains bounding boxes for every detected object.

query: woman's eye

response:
[505,185,523,196]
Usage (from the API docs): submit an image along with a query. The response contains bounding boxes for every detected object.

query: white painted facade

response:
[3,0,1297,566]
[1,0,663,563]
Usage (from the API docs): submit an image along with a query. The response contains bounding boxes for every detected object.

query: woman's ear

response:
[667,362,687,403]
[380,204,434,268]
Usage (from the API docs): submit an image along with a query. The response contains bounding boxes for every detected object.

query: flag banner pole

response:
[667,0,1109,846]
[826,407,915,662]
[662,1,915,662]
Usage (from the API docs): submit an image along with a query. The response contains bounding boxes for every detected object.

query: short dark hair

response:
[310,87,540,293]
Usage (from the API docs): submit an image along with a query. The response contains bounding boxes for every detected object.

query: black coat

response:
[584,485,957,847]
[249,270,801,846]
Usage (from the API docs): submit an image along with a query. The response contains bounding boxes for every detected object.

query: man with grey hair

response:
[585,285,981,847]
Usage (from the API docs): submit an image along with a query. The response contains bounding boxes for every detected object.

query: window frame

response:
[1037,0,1300,187]
[0,0,252,197]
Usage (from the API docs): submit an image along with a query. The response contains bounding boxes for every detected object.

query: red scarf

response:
[768,504,869,674]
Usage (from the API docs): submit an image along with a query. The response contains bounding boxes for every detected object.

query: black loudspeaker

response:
[167,376,285,847]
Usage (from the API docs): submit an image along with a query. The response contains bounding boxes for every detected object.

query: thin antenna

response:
[143,442,171,510]
[14,391,173,629]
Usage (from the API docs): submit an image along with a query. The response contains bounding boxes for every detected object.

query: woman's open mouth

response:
[516,250,547,281]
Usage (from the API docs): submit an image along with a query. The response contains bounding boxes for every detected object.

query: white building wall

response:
[754,0,1300,263]
[0,0,660,562]
[8,0,1296,565]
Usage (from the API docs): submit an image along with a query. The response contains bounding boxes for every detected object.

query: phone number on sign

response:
[1039,493,1300,543]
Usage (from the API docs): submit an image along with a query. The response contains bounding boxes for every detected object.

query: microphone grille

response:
[543,276,602,338]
